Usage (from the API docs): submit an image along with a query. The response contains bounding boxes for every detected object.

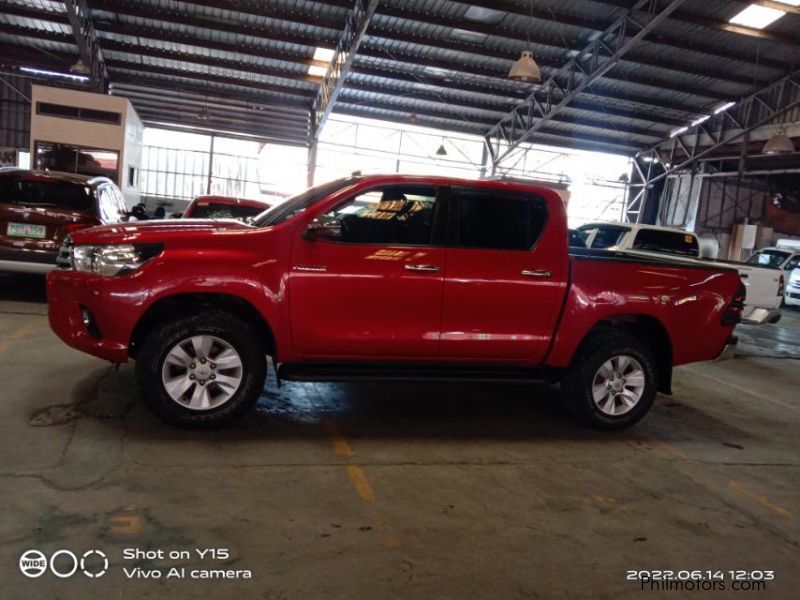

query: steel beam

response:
[0,4,700,129]
[626,68,800,222]
[312,0,378,141]
[62,0,108,91]
[487,0,688,169]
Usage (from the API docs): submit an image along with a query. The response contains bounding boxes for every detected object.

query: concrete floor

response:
[1,272,798,599]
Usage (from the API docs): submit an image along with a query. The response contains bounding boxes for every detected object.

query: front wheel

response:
[562,332,657,430]
[136,310,267,427]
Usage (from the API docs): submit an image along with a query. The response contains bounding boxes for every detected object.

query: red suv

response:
[47,175,742,429]
[1,169,127,274]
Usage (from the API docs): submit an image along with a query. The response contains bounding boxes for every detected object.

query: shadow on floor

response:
[37,361,753,447]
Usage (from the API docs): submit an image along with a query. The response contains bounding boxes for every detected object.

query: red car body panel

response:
[47,175,740,372]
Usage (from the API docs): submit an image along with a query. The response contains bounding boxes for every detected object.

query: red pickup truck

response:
[47,175,743,429]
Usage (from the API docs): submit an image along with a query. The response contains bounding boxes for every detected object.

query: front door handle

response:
[405,263,440,272]
[521,269,552,279]
[294,264,327,272]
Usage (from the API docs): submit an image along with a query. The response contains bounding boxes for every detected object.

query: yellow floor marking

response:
[0,318,40,354]
[346,465,376,502]
[109,515,143,535]
[684,366,799,414]
[324,418,399,548]
[325,419,353,456]
[656,440,692,462]
[728,480,793,520]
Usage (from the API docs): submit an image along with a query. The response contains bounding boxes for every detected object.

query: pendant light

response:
[70,59,90,75]
[197,103,211,121]
[763,129,795,154]
[436,141,447,156]
[508,1,541,83]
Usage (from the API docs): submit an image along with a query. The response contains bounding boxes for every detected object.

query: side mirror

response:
[304,218,342,242]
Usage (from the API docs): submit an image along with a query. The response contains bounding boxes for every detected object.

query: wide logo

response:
[19,549,108,579]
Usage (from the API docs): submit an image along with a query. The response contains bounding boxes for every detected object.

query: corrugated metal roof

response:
[1,0,798,152]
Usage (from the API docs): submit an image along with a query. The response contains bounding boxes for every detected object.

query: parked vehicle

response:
[47,175,743,430]
[1,169,127,274]
[785,267,800,307]
[182,196,271,221]
[578,222,783,325]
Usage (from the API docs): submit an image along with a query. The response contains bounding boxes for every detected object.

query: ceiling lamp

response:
[197,104,211,121]
[508,50,541,83]
[508,1,541,84]
[436,142,447,156]
[70,59,90,75]
[409,113,419,125]
[763,130,795,154]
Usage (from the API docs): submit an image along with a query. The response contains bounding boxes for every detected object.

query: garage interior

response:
[1,0,799,597]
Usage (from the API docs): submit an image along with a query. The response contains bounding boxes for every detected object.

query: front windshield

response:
[252,178,357,227]
[746,249,789,268]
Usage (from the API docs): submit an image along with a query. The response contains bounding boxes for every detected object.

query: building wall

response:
[29,85,142,207]
[121,104,143,207]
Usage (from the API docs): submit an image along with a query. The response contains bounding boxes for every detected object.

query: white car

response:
[577,223,784,325]
[745,247,800,308]
[784,267,800,307]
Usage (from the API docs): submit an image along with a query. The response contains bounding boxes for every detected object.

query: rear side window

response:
[190,203,265,220]
[454,187,548,250]
[583,225,629,249]
[0,178,93,211]
[632,229,699,257]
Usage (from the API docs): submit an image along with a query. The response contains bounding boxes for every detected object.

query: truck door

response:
[289,184,445,359]
[439,185,568,362]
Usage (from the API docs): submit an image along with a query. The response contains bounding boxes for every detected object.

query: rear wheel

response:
[136,310,267,427]
[563,332,657,430]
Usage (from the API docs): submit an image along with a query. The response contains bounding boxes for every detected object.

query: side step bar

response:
[277,362,560,384]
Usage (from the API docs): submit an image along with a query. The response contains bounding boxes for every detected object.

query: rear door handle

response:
[405,263,440,272]
[521,269,552,279]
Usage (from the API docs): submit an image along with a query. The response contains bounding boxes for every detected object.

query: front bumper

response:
[741,306,782,325]
[47,270,140,363]
[785,290,800,306]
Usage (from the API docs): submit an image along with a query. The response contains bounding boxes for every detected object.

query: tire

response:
[135,310,267,428]
[562,331,657,430]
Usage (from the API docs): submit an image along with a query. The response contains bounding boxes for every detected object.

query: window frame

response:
[447,185,550,252]
[309,183,446,248]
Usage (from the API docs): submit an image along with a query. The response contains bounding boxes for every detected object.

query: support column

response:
[307,140,318,188]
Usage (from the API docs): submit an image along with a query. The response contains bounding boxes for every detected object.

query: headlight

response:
[70,244,163,276]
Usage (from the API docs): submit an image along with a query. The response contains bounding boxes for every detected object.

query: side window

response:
[785,256,800,271]
[632,229,699,257]
[317,185,438,245]
[588,226,628,249]
[454,187,548,251]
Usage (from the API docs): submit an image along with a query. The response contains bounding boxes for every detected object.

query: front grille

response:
[791,293,800,300]
[56,236,73,270]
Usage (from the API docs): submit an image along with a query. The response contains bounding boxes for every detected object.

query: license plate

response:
[7,222,47,239]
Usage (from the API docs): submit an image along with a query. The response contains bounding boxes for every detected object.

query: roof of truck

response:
[578,222,695,235]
